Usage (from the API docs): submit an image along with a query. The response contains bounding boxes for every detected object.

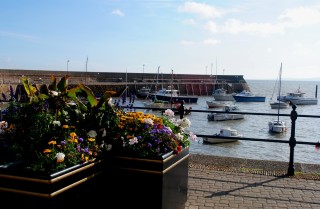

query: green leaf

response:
[78,83,98,107]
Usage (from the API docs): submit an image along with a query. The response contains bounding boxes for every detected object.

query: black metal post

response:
[287,104,297,176]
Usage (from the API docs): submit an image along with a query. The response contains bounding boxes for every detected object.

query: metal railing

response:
[121,104,319,176]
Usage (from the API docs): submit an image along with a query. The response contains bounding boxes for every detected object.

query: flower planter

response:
[0,159,105,208]
[103,147,189,209]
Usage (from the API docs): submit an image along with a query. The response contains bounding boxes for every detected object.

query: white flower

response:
[49,90,59,96]
[88,130,97,138]
[178,118,191,129]
[129,137,139,145]
[108,98,113,106]
[55,152,65,163]
[175,133,184,141]
[102,129,107,137]
[163,109,175,117]
[144,118,153,125]
[52,120,61,126]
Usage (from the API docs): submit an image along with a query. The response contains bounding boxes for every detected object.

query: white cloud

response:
[204,21,218,33]
[111,9,125,17]
[279,7,320,28]
[182,18,196,25]
[222,19,285,36]
[203,39,220,45]
[177,2,224,19]
[180,40,194,45]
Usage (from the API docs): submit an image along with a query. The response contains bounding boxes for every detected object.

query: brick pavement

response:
[185,167,320,209]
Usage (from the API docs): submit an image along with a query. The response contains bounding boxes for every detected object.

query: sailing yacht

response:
[268,63,287,133]
[269,66,289,109]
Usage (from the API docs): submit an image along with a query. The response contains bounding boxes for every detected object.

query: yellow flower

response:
[48,140,56,145]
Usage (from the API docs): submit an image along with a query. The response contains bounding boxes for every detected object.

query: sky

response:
[1,0,320,80]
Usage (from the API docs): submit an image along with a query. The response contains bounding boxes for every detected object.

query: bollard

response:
[287,104,297,176]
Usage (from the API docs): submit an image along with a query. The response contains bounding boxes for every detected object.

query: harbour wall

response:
[0,69,250,98]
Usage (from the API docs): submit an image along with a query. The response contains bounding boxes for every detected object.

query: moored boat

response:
[268,120,287,133]
[233,90,266,102]
[212,88,235,101]
[206,100,230,108]
[277,87,318,105]
[207,104,244,121]
[136,86,152,98]
[270,101,289,109]
[149,86,198,103]
[269,63,287,133]
[202,127,242,144]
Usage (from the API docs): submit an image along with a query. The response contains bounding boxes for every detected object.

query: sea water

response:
[127,79,320,165]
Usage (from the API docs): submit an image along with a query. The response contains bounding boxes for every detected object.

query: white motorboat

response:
[212,88,235,101]
[270,101,289,109]
[207,105,244,121]
[206,100,230,108]
[202,127,242,144]
[149,86,198,104]
[278,87,318,105]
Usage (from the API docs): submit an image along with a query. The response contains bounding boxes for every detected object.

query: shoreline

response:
[189,154,320,180]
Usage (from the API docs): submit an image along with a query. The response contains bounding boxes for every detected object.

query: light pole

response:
[67,60,70,75]
[142,64,145,81]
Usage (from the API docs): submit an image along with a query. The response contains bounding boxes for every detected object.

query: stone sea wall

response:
[0,69,250,98]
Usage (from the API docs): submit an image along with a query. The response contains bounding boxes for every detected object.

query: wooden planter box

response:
[0,159,104,208]
[104,147,189,209]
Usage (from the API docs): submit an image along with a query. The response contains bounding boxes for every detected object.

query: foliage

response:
[0,75,196,174]
[0,75,115,174]
[103,108,197,158]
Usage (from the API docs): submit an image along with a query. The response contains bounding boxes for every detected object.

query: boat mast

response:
[156,66,160,92]
[215,56,218,89]
[277,63,282,121]
[171,69,173,108]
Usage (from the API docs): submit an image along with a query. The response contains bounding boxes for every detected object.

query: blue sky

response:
[1,0,320,80]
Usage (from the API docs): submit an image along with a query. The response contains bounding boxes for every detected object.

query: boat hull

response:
[268,120,287,133]
[206,101,229,108]
[212,94,235,101]
[288,98,318,105]
[203,136,239,144]
[233,96,266,102]
[207,113,244,121]
[152,95,198,103]
[270,101,289,109]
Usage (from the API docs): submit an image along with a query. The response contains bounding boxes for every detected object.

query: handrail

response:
[120,104,320,176]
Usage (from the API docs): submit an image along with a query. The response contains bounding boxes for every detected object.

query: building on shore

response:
[0,69,250,99]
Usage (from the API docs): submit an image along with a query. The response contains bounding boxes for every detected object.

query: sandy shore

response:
[189,154,320,180]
